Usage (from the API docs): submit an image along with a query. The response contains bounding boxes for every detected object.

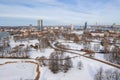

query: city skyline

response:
[0,0,120,26]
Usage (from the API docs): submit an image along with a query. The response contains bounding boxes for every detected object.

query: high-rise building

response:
[37,20,43,31]
[29,24,32,28]
[70,24,74,31]
[111,23,116,28]
[84,22,87,29]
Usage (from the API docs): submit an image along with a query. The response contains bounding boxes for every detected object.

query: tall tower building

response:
[111,23,116,28]
[70,24,74,31]
[38,20,43,31]
[84,22,87,30]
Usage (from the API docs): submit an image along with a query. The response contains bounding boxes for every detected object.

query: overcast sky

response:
[0,0,120,26]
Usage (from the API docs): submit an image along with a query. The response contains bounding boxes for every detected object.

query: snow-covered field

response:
[10,39,39,48]
[0,60,37,80]
[40,56,119,80]
[0,38,119,80]
[29,48,54,59]
[71,31,83,35]
[9,39,54,59]
[61,42,83,50]
[60,41,105,61]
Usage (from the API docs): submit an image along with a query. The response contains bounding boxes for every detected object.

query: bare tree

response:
[101,38,110,54]
[94,68,120,80]
[49,52,59,73]
[74,35,79,43]
[94,67,103,80]
[63,56,73,73]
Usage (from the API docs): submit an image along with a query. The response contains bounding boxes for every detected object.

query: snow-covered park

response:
[0,30,120,80]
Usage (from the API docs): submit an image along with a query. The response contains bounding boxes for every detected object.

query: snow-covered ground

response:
[0,61,37,80]
[0,59,36,64]
[95,53,105,60]
[9,39,39,48]
[90,42,105,60]
[60,40,105,60]
[90,41,103,51]
[71,31,83,35]
[57,39,73,43]
[61,42,83,50]
[0,38,119,80]
[39,41,120,80]
[92,39,101,43]
[29,48,54,59]
[40,56,119,80]
[9,39,54,59]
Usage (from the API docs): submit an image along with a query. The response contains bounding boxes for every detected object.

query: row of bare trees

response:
[104,46,120,65]
[0,45,30,58]
[95,68,120,80]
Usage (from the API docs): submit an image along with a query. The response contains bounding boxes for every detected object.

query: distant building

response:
[90,31,104,37]
[84,22,87,29]
[70,24,74,31]
[111,23,116,28]
[29,24,32,28]
[38,20,43,31]
[29,24,37,31]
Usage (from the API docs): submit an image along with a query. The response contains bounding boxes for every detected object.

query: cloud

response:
[0,0,120,25]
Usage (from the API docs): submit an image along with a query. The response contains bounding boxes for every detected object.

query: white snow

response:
[0,61,37,80]
[71,31,84,35]
[61,42,83,50]
[9,39,54,59]
[60,40,105,60]
[57,39,73,43]
[95,53,105,60]
[29,48,54,59]
[40,67,93,80]
[0,36,119,80]
[9,39,39,48]
[39,56,119,80]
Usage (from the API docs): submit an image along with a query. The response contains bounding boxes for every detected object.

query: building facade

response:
[38,20,43,31]
[84,22,87,30]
